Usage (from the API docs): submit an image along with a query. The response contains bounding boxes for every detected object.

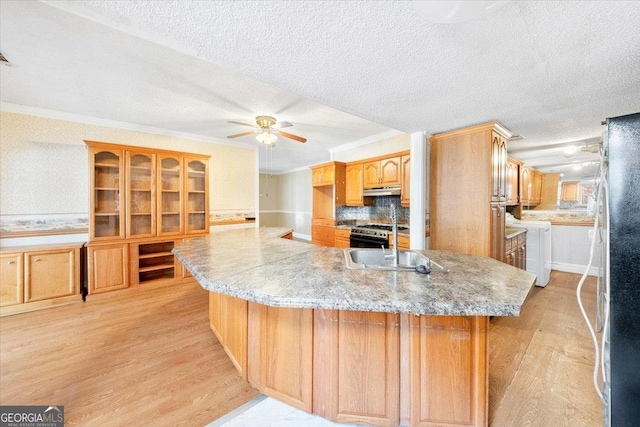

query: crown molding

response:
[0,102,257,150]
[328,129,405,154]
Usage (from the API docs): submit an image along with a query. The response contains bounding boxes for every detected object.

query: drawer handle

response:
[33,258,41,262]
[7,261,15,265]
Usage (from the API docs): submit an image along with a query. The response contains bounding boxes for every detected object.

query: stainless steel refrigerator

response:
[605,112,640,426]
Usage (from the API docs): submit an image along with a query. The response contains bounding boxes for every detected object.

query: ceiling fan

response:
[226,115,307,145]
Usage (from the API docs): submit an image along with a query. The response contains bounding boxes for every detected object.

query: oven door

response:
[350,234,389,248]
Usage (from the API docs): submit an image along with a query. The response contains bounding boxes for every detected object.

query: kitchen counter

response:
[505,226,528,239]
[173,227,535,316]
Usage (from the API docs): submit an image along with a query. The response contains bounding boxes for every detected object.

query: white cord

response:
[576,146,608,403]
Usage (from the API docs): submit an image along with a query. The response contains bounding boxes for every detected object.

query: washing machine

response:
[506,215,551,287]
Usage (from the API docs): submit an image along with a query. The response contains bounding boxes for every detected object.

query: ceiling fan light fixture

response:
[563,145,577,157]
[256,131,277,145]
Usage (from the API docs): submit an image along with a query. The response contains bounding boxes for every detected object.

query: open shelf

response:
[139,264,174,273]
[137,241,176,284]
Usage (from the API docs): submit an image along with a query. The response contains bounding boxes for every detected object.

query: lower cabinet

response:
[505,232,527,270]
[88,243,128,294]
[389,234,410,250]
[314,310,400,427]
[213,292,489,427]
[312,225,335,247]
[248,303,314,412]
[210,292,248,377]
[334,228,351,248]
[0,244,82,316]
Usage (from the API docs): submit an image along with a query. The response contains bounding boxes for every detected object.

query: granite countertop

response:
[173,227,536,317]
[505,227,527,239]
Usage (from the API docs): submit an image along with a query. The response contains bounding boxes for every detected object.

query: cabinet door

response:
[401,155,411,207]
[25,248,78,302]
[346,163,364,206]
[491,132,507,202]
[380,157,401,186]
[185,157,209,234]
[88,244,128,294]
[533,171,543,204]
[322,165,335,185]
[0,253,23,307]
[490,204,506,262]
[363,161,380,188]
[506,160,519,204]
[157,155,184,236]
[126,151,156,238]
[521,167,531,203]
[312,168,323,186]
[91,148,125,240]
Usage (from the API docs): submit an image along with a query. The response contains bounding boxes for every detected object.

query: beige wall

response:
[332,133,410,163]
[259,169,312,237]
[0,111,256,216]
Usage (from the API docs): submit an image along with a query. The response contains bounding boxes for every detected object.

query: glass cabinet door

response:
[92,149,124,240]
[157,155,184,236]
[185,158,209,234]
[126,152,156,238]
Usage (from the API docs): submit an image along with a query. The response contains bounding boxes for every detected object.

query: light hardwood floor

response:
[0,271,602,426]
[489,271,603,426]
[0,281,258,426]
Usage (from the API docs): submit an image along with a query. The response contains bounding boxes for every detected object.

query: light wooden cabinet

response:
[491,204,506,262]
[345,163,364,206]
[86,141,209,294]
[248,303,313,412]
[210,292,248,377]
[158,154,184,236]
[430,122,511,262]
[0,253,23,307]
[521,166,543,205]
[388,234,410,250]
[312,163,338,187]
[406,315,488,427]
[126,151,156,238]
[401,155,411,207]
[185,158,209,234]
[90,147,125,240]
[491,131,508,202]
[88,243,128,294]
[1,245,82,316]
[506,157,521,205]
[561,181,579,202]
[334,228,351,248]
[505,232,526,270]
[314,310,400,427]
[363,157,401,188]
[311,162,345,247]
[312,225,335,247]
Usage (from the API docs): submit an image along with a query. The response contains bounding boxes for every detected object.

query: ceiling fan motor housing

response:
[256,115,276,129]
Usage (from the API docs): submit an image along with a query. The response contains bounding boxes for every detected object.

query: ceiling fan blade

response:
[227,130,256,139]
[278,131,307,143]
[228,120,257,128]
[272,121,293,129]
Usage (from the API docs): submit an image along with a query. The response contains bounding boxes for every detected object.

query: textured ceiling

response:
[2,1,640,177]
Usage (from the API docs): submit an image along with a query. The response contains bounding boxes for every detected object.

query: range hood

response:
[363,186,401,197]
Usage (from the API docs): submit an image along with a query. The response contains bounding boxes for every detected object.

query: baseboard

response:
[551,262,600,277]
[293,232,311,242]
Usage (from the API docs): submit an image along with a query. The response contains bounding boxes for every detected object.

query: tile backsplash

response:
[336,196,409,224]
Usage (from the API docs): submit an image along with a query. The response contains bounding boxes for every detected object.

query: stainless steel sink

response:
[343,249,448,272]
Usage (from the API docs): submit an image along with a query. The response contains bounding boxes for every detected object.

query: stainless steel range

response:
[349,224,409,248]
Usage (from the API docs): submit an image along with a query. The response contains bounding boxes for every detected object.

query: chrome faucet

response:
[390,203,399,266]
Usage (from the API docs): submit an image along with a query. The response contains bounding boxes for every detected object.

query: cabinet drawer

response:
[312,218,335,227]
[312,225,335,246]
[334,228,351,239]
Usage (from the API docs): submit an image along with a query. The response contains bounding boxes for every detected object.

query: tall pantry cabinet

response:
[85,141,209,294]
[429,122,511,261]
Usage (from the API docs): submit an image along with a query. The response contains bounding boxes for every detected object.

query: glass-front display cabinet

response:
[91,148,125,240]
[185,158,209,234]
[158,155,184,236]
[126,152,156,238]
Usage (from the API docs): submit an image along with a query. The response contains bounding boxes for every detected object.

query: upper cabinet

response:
[90,147,125,241]
[86,141,210,242]
[491,131,508,202]
[363,156,401,188]
[401,155,411,207]
[521,166,543,206]
[126,151,156,238]
[185,157,209,234]
[345,163,364,206]
[157,154,184,236]
[506,156,522,205]
[312,163,338,187]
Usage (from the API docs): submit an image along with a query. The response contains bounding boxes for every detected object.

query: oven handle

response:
[349,234,389,248]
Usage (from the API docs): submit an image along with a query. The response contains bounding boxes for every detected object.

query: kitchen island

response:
[174,227,535,427]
